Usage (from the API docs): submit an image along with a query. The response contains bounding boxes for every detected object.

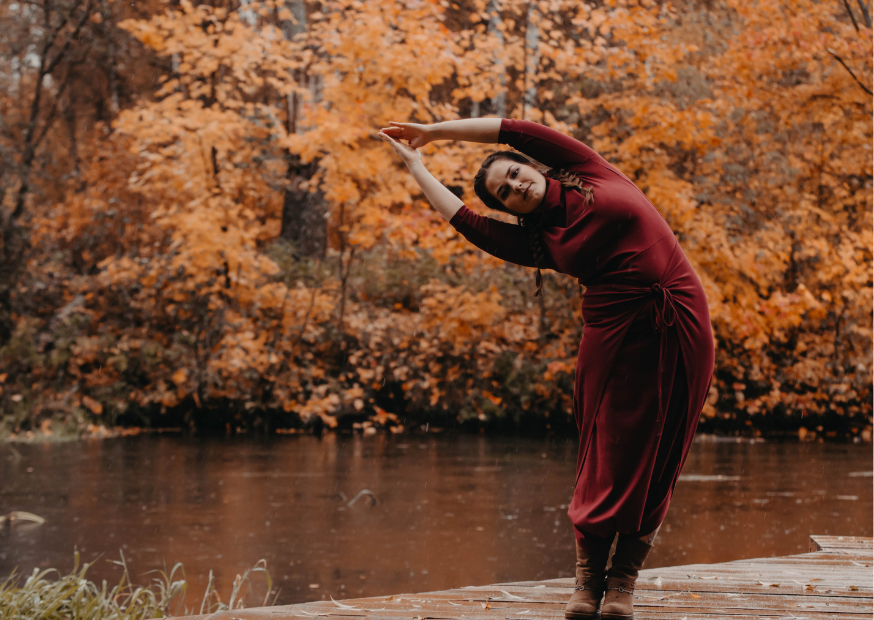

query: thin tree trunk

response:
[100,0,120,116]
[487,0,505,118]
[278,0,326,257]
[523,1,539,119]
[63,94,82,187]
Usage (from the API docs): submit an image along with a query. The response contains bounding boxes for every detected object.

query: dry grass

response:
[0,551,275,619]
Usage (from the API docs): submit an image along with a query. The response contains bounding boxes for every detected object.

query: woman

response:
[379,118,714,620]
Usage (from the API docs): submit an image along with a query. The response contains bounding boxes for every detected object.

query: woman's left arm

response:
[380,131,463,221]
[498,119,597,170]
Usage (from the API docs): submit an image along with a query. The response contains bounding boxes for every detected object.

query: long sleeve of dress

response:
[449,206,541,268]
[499,119,596,170]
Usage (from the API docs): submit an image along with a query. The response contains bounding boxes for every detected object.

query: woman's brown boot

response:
[564,532,613,620]
[600,534,654,620]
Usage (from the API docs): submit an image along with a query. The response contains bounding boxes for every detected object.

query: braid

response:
[518,209,548,297]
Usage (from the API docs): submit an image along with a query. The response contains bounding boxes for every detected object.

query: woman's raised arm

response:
[381,118,501,147]
[379,131,463,221]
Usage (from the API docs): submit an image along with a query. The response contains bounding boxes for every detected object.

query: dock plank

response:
[174,535,872,620]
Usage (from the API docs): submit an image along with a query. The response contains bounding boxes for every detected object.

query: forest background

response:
[0,0,871,441]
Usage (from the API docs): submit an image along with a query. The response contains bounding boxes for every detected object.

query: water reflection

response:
[0,435,870,606]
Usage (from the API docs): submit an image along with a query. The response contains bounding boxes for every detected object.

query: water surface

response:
[0,435,870,606]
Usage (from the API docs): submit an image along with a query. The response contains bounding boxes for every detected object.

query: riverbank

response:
[2,419,871,444]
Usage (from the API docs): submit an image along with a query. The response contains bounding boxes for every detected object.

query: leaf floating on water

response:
[677,474,740,482]
[0,511,46,526]
[330,597,359,609]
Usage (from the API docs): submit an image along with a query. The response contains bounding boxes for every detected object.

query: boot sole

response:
[600,614,632,620]
[564,612,600,620]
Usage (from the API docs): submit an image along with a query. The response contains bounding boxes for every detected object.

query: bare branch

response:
[826,47,873,96]
[44,0,94,76]
[32,61,79,152]
[857,0,872,28]
[840,0,860,32]
[12,0,94,220]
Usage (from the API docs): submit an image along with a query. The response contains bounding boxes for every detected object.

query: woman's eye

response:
[511,168,518,178]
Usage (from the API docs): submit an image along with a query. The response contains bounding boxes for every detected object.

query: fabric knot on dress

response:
[649,283,677,333]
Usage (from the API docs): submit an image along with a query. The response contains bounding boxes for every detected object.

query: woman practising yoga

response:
[379,118,714,620]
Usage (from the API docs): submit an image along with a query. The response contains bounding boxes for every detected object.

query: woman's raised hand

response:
[380,121,433,148]
[379,130,422,167]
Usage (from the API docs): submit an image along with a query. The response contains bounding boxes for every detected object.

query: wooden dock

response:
[185,535,872,620]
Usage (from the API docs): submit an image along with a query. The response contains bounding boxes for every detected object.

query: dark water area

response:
[0,435,871,608]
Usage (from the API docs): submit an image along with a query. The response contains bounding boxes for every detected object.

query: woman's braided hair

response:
[473,151,594,296]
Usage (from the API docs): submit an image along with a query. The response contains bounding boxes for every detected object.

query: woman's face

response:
[484,160,546,214]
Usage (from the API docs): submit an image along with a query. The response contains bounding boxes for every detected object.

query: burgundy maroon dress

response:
[449,119,715,540]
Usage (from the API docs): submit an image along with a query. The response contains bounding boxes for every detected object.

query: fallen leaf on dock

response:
[848,585,859,591]
[481,603,490,610]
[756,581,780,587]
[330,597,359,609]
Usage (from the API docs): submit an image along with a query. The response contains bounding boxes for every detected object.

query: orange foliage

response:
[1,0,870,439]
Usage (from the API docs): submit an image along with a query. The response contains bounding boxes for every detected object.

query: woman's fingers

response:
[379,131,408,152]
[379,131,420,163]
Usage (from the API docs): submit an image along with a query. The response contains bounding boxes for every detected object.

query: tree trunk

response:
[523,1,540,119]
[278,0,326,258]
[487,0,506,118]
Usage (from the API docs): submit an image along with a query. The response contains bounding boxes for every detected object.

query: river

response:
[0,435,871,608]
